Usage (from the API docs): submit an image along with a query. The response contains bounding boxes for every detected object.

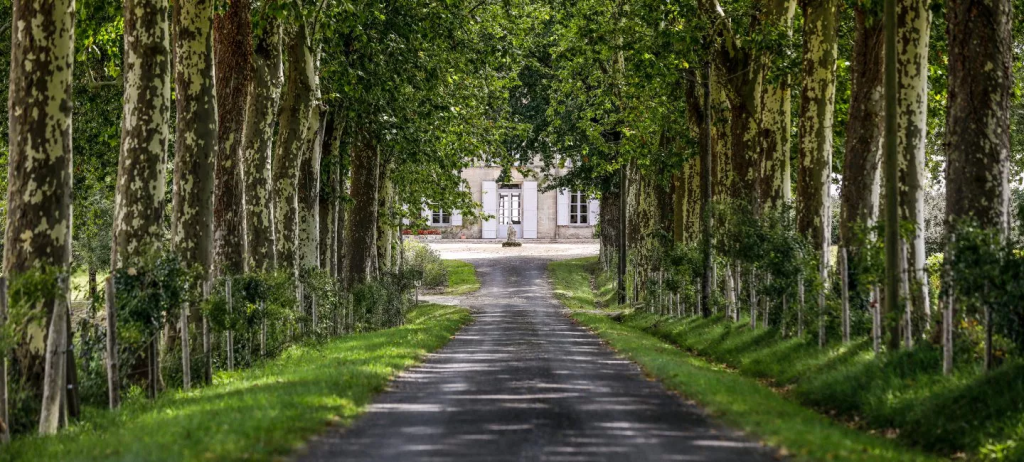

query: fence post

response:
[0,277,9,443]
[39,275,69,434]
[226,278,234,372]
[260,300,267,358]
[841,247,850,344]
[105,277,120,409]
[202,280,212,384]
[181,282,191,391]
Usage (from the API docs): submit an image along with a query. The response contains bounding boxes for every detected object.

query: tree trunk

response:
[170,0,217,377]
[213,0,253,276]
[839,4,884,285]
[113,0,171,269]
[114,0,171,395]
[944,0,1012,247]
[599,186,621,271]
[796,0,838,348]
[944,0,1011,370]
[896,0,931,332]
[3,0,75,432]
[298,63,324,272]
[756,0,797,208]
[274,22,314,276]
[345,133,381,289]
[243,12,283,272]
[172,0,217,276]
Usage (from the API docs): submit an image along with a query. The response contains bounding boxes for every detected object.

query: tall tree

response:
[113,0,171,270]
[243,9,283,272]
[297,54,323,271]
[345,132,380,288]
[171,0,217,276]
[3,0,75,434]
[796,0,838,346]
[896,0,931,333]
[112,0,171,399]
[213,0,253,275]
[839,3,883,273]
[273,20,313,276]
[945,0,1012,236]
[944,0,1012,369]
[756,0,798,208]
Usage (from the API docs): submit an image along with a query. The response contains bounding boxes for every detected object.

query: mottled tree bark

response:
[297,58,324,272]
[797,0,838,347]
[944,0,1011,231]
[756,0,797,208]
[113,0,171,399]
[944,0,1012,370]
[171,0,217,275]
[3,0,75,434]
[243,12,283,272]
[169,0,218,376]
[599,187,621,271]
[345,133,380,288]
[896,0,931,328]
[839,5,883,259]
[273,22,314,276]
[213,0,253,275]
[796,0,838,255]
[113,0,171,269]
[320,111,342,274]
[726,75,760,206]
[375,166,394,273]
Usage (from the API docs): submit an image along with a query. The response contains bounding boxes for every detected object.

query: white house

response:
[421,163,598,240]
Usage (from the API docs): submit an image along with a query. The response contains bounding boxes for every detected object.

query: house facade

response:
[424,165,598,240]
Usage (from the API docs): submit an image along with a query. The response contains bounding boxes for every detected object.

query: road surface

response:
[296,244,772,461]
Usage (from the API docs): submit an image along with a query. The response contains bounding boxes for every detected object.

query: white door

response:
[482,181,497,238]
[523,181,538,238]
[496,185,523,239]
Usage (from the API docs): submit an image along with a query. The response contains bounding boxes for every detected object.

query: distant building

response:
[421,163,598,240]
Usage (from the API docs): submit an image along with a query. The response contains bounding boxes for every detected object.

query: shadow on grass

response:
[559,256,1024,460]
[2,304,472,462]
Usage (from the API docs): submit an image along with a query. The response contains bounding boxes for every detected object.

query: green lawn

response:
[1,304,472,462]
[442,260,480,295]
[548,257,943,462]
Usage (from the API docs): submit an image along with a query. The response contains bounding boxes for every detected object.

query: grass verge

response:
[443,260,480,295]
[548,257,941,462]
[1,304,472,462]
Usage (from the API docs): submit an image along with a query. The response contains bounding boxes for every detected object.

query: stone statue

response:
[502,225,522,247]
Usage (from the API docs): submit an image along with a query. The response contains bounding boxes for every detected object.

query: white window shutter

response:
[556,189,569,226]
[482,181,497,238]
[523,181,538,238]
[588,198,600,226]
[452,209,462,226]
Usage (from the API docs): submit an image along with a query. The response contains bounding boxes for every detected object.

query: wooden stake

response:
[0,277,9,443]
[260,300,267,358]
[40,275,68,434]
[841,247,850,343]
[181,286,191,391]
[226,278,234,372]
[798,275,805,338]
[105,277,120,409]
[202,280,212,385]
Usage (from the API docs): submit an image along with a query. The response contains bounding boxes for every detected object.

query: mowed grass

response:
[442,260,480,295]
[1,304,472,462]
[548,257,941,462]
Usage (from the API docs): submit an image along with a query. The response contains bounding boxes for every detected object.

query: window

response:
[431,209,451,225]
[570,192,589,224]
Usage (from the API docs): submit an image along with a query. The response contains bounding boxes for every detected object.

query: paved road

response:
[296,253,773,461]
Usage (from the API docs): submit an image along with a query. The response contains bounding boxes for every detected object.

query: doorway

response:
[497,184,523,239]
